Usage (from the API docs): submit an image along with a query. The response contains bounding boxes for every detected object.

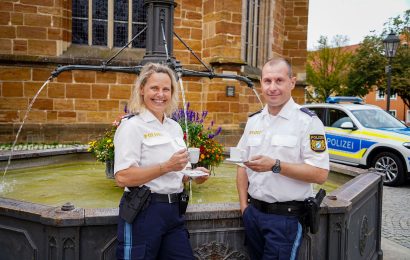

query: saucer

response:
[226,158,248,163]
[182,169,209,178]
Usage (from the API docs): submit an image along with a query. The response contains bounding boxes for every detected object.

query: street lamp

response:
[383,31,400,113]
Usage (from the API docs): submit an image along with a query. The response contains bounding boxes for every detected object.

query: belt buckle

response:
[168,194,172,203]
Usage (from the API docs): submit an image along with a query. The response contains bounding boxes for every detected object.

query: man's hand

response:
[193,167,210,184]
[244,155,275,172]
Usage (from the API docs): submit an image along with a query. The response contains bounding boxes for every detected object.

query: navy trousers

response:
[242,205,303,260]
[116,198,194,260]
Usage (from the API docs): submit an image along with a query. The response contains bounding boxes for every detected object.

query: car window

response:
[308,107,325,123]
[328,109,352,128]
[351,109,406,128]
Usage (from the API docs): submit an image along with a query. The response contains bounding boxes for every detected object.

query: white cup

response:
[230,147,247,162]
[188,147,200,164]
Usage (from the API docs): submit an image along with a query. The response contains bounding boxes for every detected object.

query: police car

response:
[303,96,410,186]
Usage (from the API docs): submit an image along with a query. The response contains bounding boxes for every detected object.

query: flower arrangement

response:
[172,104,225,172]
[88,120,118,163]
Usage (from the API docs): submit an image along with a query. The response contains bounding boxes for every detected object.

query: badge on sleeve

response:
[310,135,326,152]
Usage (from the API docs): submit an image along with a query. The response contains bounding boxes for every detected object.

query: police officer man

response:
[236,57,329,260]
[114,63,209,259]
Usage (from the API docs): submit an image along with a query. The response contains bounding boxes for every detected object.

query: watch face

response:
[272,160,281,173]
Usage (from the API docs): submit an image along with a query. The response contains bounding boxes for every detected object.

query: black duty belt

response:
[151,193,180,203]
[249,197,306,216]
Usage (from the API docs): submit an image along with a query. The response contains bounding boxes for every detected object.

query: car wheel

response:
[371,152,405,186]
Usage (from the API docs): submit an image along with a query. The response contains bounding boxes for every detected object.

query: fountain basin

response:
[0,149,382,260]
[1,159,352,208]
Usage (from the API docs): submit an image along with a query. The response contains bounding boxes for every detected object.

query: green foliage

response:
[308,10,409,104]
[88,125,116,163]
[391,44,410,107]
[346,9,410,106]
[306,36,353,102]
[345,35,385,97]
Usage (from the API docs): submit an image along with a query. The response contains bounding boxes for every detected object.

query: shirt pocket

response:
[271,135,297,147]
[246,137,262,147]
[142,136,172,147]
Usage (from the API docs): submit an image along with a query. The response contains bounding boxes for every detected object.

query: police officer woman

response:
[114,63,209,260]
[236,58,329,260]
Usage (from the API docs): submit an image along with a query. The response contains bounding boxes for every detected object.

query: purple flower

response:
[215,126,222,136]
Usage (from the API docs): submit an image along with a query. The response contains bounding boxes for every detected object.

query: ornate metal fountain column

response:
[142,0,177,65]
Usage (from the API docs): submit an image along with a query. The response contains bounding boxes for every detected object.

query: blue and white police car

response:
[303,96,410,186]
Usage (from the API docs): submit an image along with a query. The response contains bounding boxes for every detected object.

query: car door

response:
[324,108,363,165]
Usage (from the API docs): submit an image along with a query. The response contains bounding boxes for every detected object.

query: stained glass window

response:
[92,0,108,46]
[72,0,88,44]
[132,0,147,48]
[72,0,146,48]
[114,0,128,47]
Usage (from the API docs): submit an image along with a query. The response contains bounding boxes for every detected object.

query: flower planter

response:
[105,160,114,179]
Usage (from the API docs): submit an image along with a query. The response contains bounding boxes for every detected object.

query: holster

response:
[304,188,326,234]
[179,189,189,215]
[119,185,151,224]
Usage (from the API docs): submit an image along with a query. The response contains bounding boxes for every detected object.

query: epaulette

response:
[248,109,262,117]
[122,113,137,120]
[300,107,316,117]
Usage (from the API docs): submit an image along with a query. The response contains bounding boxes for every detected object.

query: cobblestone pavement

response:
[382,181,410,249]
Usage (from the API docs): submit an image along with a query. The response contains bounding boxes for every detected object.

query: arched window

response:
[72,0,146,48]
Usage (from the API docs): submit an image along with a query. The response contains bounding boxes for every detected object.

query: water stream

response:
[252,87,264,109]
[1,79,51,186]
[177,75,190,147]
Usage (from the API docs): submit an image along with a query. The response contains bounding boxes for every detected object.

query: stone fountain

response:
[0,0,384,259]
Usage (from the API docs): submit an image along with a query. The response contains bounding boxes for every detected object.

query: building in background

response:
[0,0,309,146]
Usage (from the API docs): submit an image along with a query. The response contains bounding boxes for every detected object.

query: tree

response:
[391,44,410,108]
[344,35,385,97]
[306,36,352,102]
[346,10,410,106]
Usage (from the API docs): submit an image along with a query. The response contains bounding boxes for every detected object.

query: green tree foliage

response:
[391,44,410,107]
[344,35,385,97]
[306,36,352,102]
[347,10,410,106]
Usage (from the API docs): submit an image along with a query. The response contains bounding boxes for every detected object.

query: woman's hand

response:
[193,167,210,184]
[240,204,248,215]
[163,149,189,172]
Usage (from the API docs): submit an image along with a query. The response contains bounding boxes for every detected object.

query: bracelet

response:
[159,163,162,174]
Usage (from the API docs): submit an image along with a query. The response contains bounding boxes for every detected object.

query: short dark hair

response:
[264,57,293,78]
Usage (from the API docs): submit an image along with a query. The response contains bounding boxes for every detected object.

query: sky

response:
[308,0,410,50]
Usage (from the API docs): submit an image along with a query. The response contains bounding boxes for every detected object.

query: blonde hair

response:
[128,63,179,115]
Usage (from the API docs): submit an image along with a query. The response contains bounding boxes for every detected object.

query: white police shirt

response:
[114,109,186,194]
[237,98,329,203]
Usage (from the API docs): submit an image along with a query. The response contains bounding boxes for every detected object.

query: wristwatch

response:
[271,159,281,174]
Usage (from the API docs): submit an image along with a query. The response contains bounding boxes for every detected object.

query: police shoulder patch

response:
[310,135,326,153]
[248,109,262,117]
[300,107,316,117]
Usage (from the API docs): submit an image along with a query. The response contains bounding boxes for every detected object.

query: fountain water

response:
[1,78,52,183]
